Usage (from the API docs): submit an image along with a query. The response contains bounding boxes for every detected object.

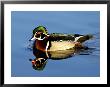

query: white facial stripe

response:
[31,36,36,41]
[34,32,47,40]
[37,37,46,40]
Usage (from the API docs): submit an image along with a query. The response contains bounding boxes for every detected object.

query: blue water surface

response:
[11,11,100,77]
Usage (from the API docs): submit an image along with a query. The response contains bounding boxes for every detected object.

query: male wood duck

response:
[30,26,93,52]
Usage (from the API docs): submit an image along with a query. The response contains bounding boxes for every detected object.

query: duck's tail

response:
[75,34,93,43]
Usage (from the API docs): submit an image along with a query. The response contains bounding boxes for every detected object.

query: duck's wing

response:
[49,33,75,41]
[49,33,93,43]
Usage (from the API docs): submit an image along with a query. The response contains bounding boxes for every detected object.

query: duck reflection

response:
[30,48,83,71]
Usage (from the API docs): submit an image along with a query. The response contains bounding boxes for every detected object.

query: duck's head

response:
[31,58,47,71]
[30,26,49,41]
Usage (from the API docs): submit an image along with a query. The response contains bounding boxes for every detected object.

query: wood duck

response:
[30,26,93,52]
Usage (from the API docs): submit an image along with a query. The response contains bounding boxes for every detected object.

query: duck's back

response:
[49,33,93,43]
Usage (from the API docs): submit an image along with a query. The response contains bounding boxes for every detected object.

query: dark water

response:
[11,11,100,77]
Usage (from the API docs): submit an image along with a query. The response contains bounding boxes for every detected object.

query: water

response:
[11,11,100,77]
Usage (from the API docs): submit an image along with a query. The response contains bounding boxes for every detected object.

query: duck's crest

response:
[33,26,48,35]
